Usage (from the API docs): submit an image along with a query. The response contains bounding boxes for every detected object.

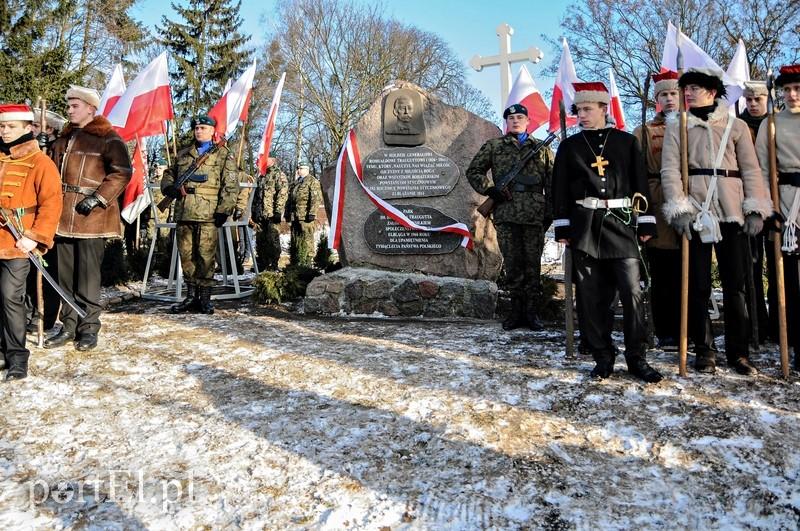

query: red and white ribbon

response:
[328,129,473,250]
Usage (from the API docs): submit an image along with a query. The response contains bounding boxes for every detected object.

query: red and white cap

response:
[572,82,610,105]
[0,104,35,122]
[652,70,680,96]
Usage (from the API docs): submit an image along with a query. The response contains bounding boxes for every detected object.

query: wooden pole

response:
[677,36,689,377]
[162,122,172,167]
[766,70,790,378]
[236,118,248,169]
[37,98,47,348]
[559,100,575,358]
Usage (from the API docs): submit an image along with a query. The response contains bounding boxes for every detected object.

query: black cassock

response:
[552,127,655,256]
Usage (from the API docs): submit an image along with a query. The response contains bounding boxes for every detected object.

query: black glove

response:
[671,212,693,240]
[743,213,764,237]
[305,213,316,223]
[213,212,229,227]
[75,195,102,215]
[163,184,182,199]
[232,207,244,221]
[36,133,49,150]
[487,186,509,204]
[270,213,282,224]
[765,211,786,232]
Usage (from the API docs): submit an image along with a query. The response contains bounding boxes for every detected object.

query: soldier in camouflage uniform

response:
[253,156,288,270]
[466,103,554,330]
[225,169,255,274]
[161,115,238,314]
[286,161,322,267]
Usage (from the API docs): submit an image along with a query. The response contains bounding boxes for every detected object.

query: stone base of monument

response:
[303,267,497,319]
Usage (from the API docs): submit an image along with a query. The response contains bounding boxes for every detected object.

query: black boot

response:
[170,284,198,314]
[197,286,214,315]
[76,333,98,352]
[502,296,526,330]
[526,299,544,331]
[590,350,615,379]
[694,349,717,374]
[5,354,29,381]
[727,355,758,376]
[625,352,663,383]
[44,329,75,349]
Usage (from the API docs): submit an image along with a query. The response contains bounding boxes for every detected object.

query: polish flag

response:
[725,39,749,115]
[98,64,126,117]
[548,38,581,132]
[608,69,626,130]
[107,52,173,142]
[121,137,151,224]
[208,60,257,139]
[256,72,286,176]
[504,65,549,133]
[661,21,734,85]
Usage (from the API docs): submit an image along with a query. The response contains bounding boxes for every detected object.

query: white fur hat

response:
[65,85,101,109]
[743,81,768,98]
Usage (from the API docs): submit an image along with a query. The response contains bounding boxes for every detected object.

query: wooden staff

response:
[640,73,656,349]
[766,70,790,378]
[36,98,47,348]
[677,39,690,377]
[236,118,249,168]
[162,121,172,167]
[559,100,575,358]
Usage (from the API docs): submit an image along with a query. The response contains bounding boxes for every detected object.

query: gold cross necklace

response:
[582,129,611,177]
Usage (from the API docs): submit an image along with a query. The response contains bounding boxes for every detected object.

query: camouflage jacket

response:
[161,143,239,222]
[286,175,322,222]
[253,165,289,221]
[235,171,255,215]
[466,133,554,225]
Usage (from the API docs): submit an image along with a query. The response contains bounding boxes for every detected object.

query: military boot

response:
[170,284,198,314]
[197,286,214,315]
[625,350,663,383]
[526,298,544,331]
[694,349,716,374]
[590,350,615,379]
[5,353,29,381]
[502,296,526,330]
[727,355,758,376]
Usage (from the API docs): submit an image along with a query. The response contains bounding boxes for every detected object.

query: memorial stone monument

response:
[305,80,504,318]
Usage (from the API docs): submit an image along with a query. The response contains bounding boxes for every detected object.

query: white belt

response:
[575,197,631,210]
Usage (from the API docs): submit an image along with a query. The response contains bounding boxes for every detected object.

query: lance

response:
[640,72,656,349]
[559,100,575,358]
[766,70,790,377]
[37,98,47,347]
[676,32,690,377]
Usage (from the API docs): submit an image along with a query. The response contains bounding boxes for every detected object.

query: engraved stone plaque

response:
[361,147,459,199]
[383,88,426,146]
[363,205,462,255]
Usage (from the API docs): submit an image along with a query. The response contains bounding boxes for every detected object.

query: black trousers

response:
[56,237,105,336]
[25,245,60,330]
[783,253,800,353]
[647,247,681,342]
[1,259,31,365]
[573,251,647,358]
[688,223,750,358]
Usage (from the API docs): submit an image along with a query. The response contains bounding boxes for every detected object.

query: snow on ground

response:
[1,298,799,530]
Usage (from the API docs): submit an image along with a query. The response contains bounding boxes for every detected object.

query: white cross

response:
[469,23,544,114]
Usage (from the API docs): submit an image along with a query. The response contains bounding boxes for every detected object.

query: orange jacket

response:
[0,139,63,259]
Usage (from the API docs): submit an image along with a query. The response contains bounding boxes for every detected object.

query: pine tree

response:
[157,0,252,126]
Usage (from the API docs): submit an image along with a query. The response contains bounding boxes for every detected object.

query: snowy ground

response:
[1,296,799,530]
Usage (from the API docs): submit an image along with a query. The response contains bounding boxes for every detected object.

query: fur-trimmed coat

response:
[0,139,63,259]
[755,107,800,232]
[49,115,132,238]
[661,101,772,225]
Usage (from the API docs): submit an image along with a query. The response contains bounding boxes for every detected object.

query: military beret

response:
[297,160,310,169]
[191,114,216,128]
[503,103,528,119]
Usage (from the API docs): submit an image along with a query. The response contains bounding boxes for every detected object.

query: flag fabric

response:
[608,69,626,130]
[504,65,550,132]
[548,38,581,132]
[329,130,472,251]
[107,52,173,141]
[256,72,286,175]
[98,64,126,117]
[661,21,735,85]
[208,60,257,139]
[725,39,749,114]
[121,137,151,224]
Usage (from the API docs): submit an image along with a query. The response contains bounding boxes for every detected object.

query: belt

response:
[184,188,196,194]
[62,184,97,195]
[778,172,800,186]
[575,197,631,209]
[647,172,661,179]
[688,168,741,178]
[512,183,543,193]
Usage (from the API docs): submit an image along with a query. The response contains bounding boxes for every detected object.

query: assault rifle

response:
[0,207,86,319]
[476,131,558,218]
[157,142,223,212]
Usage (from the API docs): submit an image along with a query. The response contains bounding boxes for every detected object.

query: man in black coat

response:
[552,82,661,383]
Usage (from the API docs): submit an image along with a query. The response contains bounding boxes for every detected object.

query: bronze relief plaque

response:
[383,88,426,146]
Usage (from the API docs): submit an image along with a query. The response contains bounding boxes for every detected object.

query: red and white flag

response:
[328,130,472,251]
[256,72,286,175]
[608,69,626,130]
[208,59,257,140]
[98,64,126,117]
[504,65,549,133]
[548,38,581,132]
[107,52,173,141]
[121,137,151,224]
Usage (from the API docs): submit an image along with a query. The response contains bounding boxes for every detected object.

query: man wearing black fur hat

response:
[661,67,772,375]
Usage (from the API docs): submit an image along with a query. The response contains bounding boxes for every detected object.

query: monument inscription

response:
[362,147,459,199]
[364,205,462,255]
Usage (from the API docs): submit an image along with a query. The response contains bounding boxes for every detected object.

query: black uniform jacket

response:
[552,127,655,259]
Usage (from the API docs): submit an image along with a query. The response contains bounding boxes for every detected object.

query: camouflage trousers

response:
[177,221,218,287]
[290,220,316,266]
[496,222,545,308]
[256,220,282,270]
